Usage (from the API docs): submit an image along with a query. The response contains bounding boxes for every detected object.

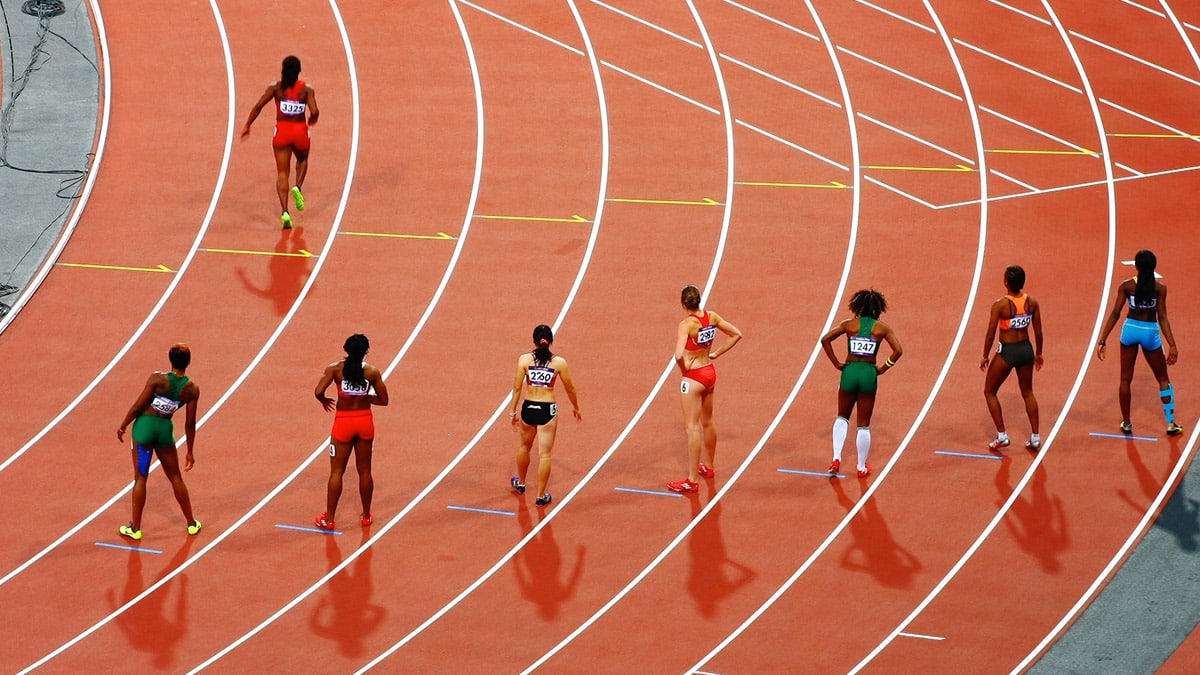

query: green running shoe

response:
[281,211,293,229]
[187,520,202,536]
[291,185,305,212]
[119,524,143,541]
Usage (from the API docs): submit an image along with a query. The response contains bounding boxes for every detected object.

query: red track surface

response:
[2,1,1198,673]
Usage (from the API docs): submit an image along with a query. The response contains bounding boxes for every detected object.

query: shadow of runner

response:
[514,498,585,621]
[310,529,385,657]
[235,227,313,316]
[995,457,1070,572]
[1119,437,1199,552]
[106,535,196,669]
[687,482,756,618]
[833,479,922,588]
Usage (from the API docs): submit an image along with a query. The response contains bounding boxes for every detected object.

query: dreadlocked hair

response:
[848,289,887,319]
[1134,249,1157,306]
[342,334,369,388]
[532,324,554,367]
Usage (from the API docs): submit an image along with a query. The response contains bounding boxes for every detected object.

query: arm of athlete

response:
[1158,284,1178,366]
[819,321,848,371]
[674,318,695,374]
[509,356,528,428]
[1095,281,1129,362]
[181,385,199,471]
[708,312,743,360]
[117,374,160,441]
[305,85,319,126]
[314,364,337,412]
[367,366,389,406]
[877,323,903,374]
[240,84,277,138]
[557,358,582,421]
[981,300,1001,371]
[1031,297,1045,371]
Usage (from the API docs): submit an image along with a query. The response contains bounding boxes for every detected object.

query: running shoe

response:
[281,211,293,229]
[119,524,143,541]
[510,477,526,494]
[667,479,699,493]
[535,493,553,507]
[291,185,305,212]
[314,513,335,530]
[988,436,1010,451]
[1025,439,1041,452]
[1168,423,1185,437]
[187,520,202,536]
[827,459,841,475]
[698,463,715,479]
[856,465,872,479]
[1119,420,1133,435]
[361,514,374,527]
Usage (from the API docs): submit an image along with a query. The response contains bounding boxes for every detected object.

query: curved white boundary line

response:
[1161,1,1200,74]
[851,1,1118,671]
[16,0,364,669]
[0,0,110,334]
[690,0,992,669]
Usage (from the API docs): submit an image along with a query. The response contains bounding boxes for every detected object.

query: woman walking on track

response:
[241,55,319,229]
[509,325,581,507]
[669,285,743,493]
[820,289,902,479]
[116,343,202,540]
[314,334,388,530]
[982,265,1044,451]
[1096,250,1184,437]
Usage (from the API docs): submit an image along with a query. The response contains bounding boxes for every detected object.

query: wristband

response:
[885,357,896,367]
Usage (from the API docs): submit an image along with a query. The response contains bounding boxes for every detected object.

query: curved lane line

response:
[1161,1,1200,70]
[15,0,363,668]
[0,0,109,334]
[851,1,1119,670]
[689,0,991,669]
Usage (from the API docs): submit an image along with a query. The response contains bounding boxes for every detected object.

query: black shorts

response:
[998,339,1035,368]
[521,400,558,426]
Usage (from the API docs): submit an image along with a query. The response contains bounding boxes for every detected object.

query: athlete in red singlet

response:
[313,334,388,530]
[669,285,742,493]
[241,55,320,229]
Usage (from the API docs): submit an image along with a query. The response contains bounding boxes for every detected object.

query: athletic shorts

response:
[132,414,175,447]
[998,339,1036,368]
[839,360,878,395]
[273,120,311,151]
[682,364,717,391]
[521,400,557,426]
[331,408,374,443]
[1120,318,1163,351]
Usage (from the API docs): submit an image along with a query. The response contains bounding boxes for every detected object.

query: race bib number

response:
[1009,314,1031,329]
[848,336,878,356]
[696,325,716,345]
[528,366,555,387]
[150,395,180,416]
[680,380,690,394]
[279,99,306,116]
[550,404,558,417]
[341,379,370,396]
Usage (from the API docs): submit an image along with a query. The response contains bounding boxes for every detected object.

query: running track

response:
[1,1,1198,672]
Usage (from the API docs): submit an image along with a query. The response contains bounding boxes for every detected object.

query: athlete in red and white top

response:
[982,265,1044,451]
[669,284,743,493]
[241,55,319,229]
[508,325,581,507]
[313,334,388,530]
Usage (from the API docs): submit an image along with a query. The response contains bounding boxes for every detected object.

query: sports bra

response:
[1128,278,1157,310]
[685,311,717,351]
[526,359,558,388]
[338,363,372,397]
[848,317,880,358]
[276,80,307,117]
[999,294,1032,331]
[149,373,188,416]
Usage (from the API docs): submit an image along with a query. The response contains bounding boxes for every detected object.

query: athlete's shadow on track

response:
[309,530,386,657]
[235,226,313,315]
[833,479,922,588]
[1119,437,1199,551]
[687,484,756,618]
[995,458,1070,572]
[106,535,196,669]
[514,499,585,620]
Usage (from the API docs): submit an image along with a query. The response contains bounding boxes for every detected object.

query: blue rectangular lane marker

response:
[95,542,163,554]
[614,487,684,498]
[275,523,342,535]
[778,468,843,478]
[1089,431,1157,442]
[935,449,1003,461]
[446,505,516,516]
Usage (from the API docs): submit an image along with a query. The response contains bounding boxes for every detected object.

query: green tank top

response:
[848,317,881,357]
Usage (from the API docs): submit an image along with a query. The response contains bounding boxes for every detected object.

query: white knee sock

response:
[833,417,849,461]
[856,426,871,470]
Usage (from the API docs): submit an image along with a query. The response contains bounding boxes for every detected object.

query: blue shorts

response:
[1120,318,1163,351]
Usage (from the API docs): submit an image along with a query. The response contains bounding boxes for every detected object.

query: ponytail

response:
[532,324,554,366]
[280,55,301,92]
[1134,250,1157,306]
[342,333,369,387]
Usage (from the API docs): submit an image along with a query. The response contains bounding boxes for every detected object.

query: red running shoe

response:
[360,513,374,527]
[827,459,841,475]
[856,465,871,479]
[667,479,699,493]
[698,463,715,479]
[314,513,335,530]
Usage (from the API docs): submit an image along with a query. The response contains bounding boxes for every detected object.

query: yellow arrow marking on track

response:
[1109,133,1200,138]
[341,231,456,240]
[199,248,315,257]
[736,180,848,189]
[988,148,1098,156]
[473,214,590,223]
[57,262,174,273]
[607,197,722,205]
[864,164,974,172]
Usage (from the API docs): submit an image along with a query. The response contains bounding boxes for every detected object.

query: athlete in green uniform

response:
[116,343,202,540]
[820,290,903,478]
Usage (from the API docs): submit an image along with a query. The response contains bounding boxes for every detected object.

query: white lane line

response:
[735,119,850,172]
[694,0,992,669]
[1070,29,1200,87]
[589,0,703,48]
[853,0,935,33]
[720,52,843,108]
[936,164,1200,209]
[852,2,1119,670]
[988,0,1051,26]
[979,104,1098,154]
[837,45,964,101]
[723,0,821,41]
[1160,0,1200,76]
[953,39,1083,94]
[600,58,721,114]
[1120,0,1166,18]
[457,0,583,55]
[858,111,977,165]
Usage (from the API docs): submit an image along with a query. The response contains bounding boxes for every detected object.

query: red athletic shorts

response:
[682,364,717,390]
[273,120,310,151]
[331,408,373,442]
